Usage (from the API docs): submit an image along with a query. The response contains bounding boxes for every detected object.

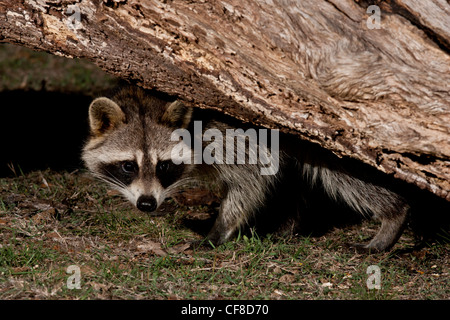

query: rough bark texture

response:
[0,0,449,200]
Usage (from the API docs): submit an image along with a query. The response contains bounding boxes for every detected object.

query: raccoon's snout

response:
[136,195,157,212]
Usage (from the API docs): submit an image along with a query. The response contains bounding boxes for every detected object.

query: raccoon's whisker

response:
[92,170,139,205]
[165,177,200,192]
[91,171,128,191]
[164,177,203,198]
[98,171,126,187]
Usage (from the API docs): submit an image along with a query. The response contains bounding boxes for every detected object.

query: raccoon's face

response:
[82,89,193,213]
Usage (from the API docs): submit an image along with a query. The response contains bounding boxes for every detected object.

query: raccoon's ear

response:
[161,100,193,128]
[88,97,126,136]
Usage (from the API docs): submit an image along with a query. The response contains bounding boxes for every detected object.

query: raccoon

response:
[82,86,409,251]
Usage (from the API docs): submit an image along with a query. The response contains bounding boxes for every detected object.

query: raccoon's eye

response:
[121,161,138,174]
[157,160,171,173]
[156,160,185,188]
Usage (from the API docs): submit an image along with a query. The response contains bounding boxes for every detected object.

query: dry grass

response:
[0,169,448,300]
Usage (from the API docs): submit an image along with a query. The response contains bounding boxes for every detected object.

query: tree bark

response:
[1,0,449,200]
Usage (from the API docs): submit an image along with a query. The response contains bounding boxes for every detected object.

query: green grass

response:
[0,169,448,299]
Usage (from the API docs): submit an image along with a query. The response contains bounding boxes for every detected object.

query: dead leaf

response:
[88,282,112,292]
[279,274,295,284]
[45,231,61,239]
[167,242,191,254]
[271,289,285,299]
[31,202,53,211]
[412,249,428,260]
[32,208,57,224]
[185,211,213,221]
[107,189,121,196]
[137,241,167,257]
[12,266,30,273]
[172,188,219,206]
[81,265,97,276]
[5,193,26,204]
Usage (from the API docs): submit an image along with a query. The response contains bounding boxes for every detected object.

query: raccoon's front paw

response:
[348,243,374,254]
[205,216,239,247]
[350,233,401,253]
[348,242,387,253]
[206,229,227,247]
[206,225,236,247]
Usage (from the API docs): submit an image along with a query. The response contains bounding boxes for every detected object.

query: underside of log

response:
[0,0,449,200]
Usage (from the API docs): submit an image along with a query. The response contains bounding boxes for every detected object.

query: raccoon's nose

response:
[136,195,157,212]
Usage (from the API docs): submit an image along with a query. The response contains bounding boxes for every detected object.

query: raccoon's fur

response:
[82,86,409,251]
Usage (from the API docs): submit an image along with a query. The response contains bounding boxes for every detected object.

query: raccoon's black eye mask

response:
[156,160,185,188]
[99,161,138,186]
